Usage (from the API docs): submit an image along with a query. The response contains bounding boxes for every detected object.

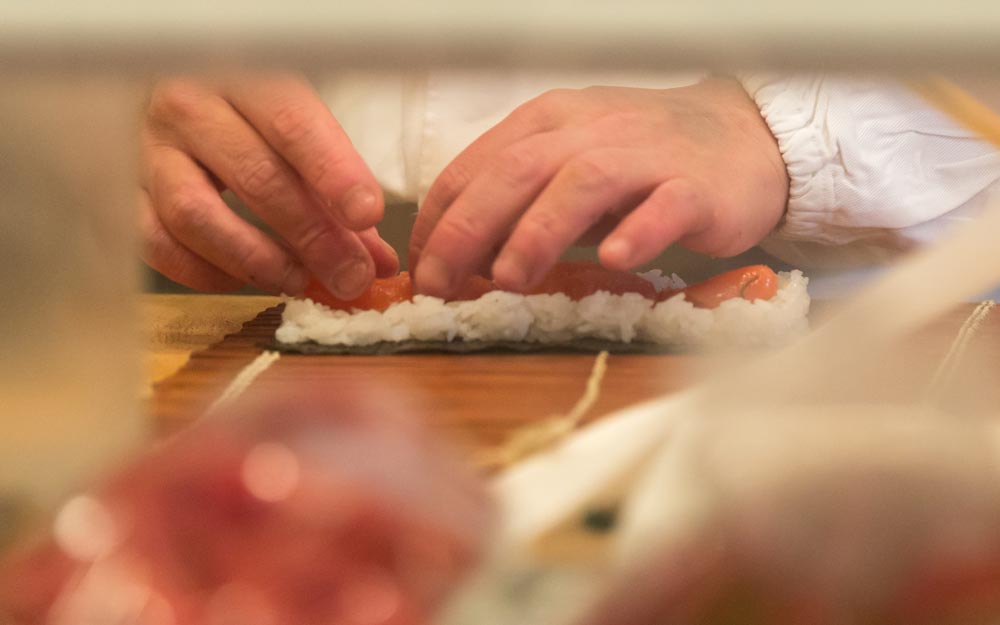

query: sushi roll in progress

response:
[276,262,810,351]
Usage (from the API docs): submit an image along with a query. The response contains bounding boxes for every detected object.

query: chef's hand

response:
[410,78,788,298]
[140,74,398,298]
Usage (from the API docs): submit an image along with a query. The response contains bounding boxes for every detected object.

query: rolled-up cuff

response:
[738,74,843,244]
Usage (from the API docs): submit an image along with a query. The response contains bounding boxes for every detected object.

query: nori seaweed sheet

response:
[268,337,677,355]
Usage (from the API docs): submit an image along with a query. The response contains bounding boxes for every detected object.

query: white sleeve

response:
[740,75,1000,267]
[318,71,426,203]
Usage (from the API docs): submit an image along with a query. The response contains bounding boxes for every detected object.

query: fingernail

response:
[340,186,379,230]
[492,253,531,290]
[602,238,634,267]
[414,255,452,297]
[282,264,310,296]
[327,258,371,300]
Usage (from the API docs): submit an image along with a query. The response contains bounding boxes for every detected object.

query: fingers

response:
[490,149,660,291]
[418,139,711,297]
[416,139,711,297]
[599,178,709,271]
[143,143,310,294]
[413,130,589,298]
[224,75,385,231]
[155,85,374,299]
[358,229,400,278]
[138,191,244,293]
[410,91,568,270]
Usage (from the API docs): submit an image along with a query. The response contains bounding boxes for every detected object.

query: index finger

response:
[409,90,568,270]
[225,74,384,231]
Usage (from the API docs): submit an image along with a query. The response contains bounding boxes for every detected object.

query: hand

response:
[410,78,788,299]
[140,74,398,297]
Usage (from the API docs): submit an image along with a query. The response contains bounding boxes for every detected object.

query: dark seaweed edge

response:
[265,337,680,355]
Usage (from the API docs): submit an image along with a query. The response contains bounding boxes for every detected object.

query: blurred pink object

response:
[1,383,494,625]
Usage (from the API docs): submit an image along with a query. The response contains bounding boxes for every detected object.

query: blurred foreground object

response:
[0,384,494,625]
[0,77,144,553]
[591,413,1000,625]
[4,1,1000,72]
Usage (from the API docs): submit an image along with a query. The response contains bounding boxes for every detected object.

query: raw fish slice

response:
[304,273,413,312]
[528,261,658,300]
[303,273,496,312]
[659,264,779,308]
[302,262,781,313]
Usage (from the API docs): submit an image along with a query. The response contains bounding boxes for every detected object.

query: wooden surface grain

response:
[141,294,281,395]
[147,295,999,459]
[148,303,701,451]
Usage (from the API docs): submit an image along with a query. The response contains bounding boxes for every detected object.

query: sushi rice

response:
[276,270,810,349]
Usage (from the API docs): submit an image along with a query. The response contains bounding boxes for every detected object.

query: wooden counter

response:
[145,295,999,458]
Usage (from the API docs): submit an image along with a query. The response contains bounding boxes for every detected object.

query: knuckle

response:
[438,212,488,247]
[139,221,171,266]
[539,87,574,102]
[293,221,334,257]
[408,221,433,262]
[235,155,286,203]
[508,88,573,130]
[674,180,702,208]
[140,213,240,292]
[658,179,701,213]
[307,153,352,195]
[158,245,192,279]
[232,242,270,285]
[519,213,563,246]
[143,230,194,281]
[425,163,474,211]
[598,111,644,136]
[269,102,317,146]
[564,153,619,194]
[495,143,543,188]
[162,188,214,239]
[147,78,204,125]
[143,240,175,275]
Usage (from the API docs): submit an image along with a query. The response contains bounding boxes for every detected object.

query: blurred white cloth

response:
[321,71,1000,275]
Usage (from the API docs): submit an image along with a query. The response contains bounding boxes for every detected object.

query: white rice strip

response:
[637,268,686,292]
[277,270,810,349]
[925,300,996,402]
[205,350,281,416]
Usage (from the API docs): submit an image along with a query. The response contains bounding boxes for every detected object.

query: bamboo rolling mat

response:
[148,299,999,460]
[149,304,701,451]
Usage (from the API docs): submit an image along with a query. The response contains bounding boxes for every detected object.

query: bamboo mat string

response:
[205,350,281,416]
[925,300,995,404]
[910,78,999,405]
[479,351,609,471]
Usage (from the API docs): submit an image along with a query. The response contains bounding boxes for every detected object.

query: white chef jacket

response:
[321,71,1000,272]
